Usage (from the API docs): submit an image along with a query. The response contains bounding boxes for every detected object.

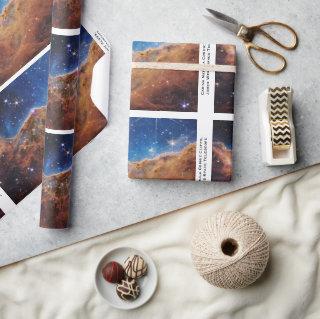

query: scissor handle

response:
[249,21,298,50]
[244,42,287,74]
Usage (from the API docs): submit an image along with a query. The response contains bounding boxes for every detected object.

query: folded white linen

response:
[0,165,320,319]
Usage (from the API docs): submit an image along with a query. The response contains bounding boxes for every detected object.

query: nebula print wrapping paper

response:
[129,41,236,181]
[39,0,81,229]
[0,1,110,234]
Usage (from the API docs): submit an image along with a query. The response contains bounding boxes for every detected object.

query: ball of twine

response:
[191,211,269,289]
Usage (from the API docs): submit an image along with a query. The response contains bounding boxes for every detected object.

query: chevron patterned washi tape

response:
[269,87,291,151]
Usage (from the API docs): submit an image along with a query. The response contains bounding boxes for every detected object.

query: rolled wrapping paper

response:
[40,0,81,229]
[191,211,270,289]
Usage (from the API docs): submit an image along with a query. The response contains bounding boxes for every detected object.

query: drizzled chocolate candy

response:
[116,278,140,301]
[124,254,148,279]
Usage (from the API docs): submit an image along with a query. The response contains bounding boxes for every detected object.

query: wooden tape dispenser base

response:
[259,86,297,166]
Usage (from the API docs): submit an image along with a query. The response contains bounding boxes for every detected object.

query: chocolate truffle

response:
[116,278,140,301]
[102,261,125,284]
[124,254,148,279]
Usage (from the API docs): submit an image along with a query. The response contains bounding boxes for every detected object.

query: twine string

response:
[191,211,270,289]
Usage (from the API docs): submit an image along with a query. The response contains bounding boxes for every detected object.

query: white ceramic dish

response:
[95,247,158,310]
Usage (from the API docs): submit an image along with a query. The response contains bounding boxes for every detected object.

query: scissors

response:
[205,9,298,74]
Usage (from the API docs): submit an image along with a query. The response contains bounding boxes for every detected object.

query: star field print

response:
[0,53,49,138]
[43,133,74,176]
[211,120,233,181]
[80,27,93,65]
[0,3,108,209]
[46,29,83,130]
[0,27,93,139]
[212,121,233,149]
[214,72,235,114]
[129,118,197,162]
[214,44,236,114]
[49,34,80,77]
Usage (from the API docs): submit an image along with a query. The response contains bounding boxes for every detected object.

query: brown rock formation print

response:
[0,0,52,85]
[0,41,107,204]
[0,107,46,204]
[128,142,232,181]
[131,43,200,112]
[46,71,78,130]
[52,0,81,29]
[40,170,72,228]
[74,42,107,153]
[211,142,232,181]
[132,43,199,64]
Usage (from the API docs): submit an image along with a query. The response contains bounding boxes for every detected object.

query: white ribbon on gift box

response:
[131,61,236,73]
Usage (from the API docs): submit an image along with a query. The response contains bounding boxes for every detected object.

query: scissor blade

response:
[205,8,240,35]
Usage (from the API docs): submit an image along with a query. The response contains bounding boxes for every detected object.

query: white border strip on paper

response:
[45,128,74,135]
[130,110,199,120]
[51,27,81,36]
[81,16,111,120]
[0,45,51,93]
[129,110,234,121]
[213,113,234,121]
[132,61,236,73]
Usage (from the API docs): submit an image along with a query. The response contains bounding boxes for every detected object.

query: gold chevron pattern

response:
[269,87,291,151]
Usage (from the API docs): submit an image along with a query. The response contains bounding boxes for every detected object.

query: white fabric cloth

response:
[0,165,320,319]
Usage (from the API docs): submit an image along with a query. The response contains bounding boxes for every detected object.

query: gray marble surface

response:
[1,0,320,266]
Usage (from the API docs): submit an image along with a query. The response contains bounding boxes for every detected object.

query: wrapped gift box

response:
[128,41,236,182]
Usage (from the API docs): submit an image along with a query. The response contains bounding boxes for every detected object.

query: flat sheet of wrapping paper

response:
[1,164,320,319]
[0,3,110,232]
[128,42,236,182]
[40,0,81,229]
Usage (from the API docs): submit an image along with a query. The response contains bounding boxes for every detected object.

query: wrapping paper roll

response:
[40,0,81,229]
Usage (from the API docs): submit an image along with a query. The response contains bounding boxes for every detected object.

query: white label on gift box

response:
[195,44,215,182]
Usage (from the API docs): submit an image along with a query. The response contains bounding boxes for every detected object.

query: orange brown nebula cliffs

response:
[128,142,232,181]
[0,0,52,85]
[211,142,232,181]
[133,43,199,64]
[40,170,72,229]
[0,107,46,204]
[131,43,199,112]
[129,143,196,180]
[52,0,81,29]
[46,71,78,130]
[0,41,107,203]
[216,44,236,66]
[74,42,107,153]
